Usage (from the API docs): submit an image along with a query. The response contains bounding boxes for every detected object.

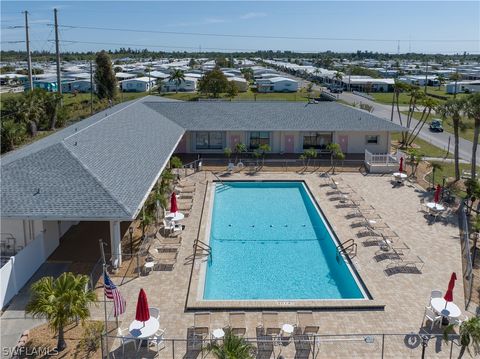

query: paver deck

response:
[34,172,470,358]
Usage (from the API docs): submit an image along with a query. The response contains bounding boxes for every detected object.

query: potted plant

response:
[224,147,233,165]
[258,144,271,167]
[234,142,247,164]
[443,316,480,358]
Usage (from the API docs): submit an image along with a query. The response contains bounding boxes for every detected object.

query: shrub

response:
[79,321,104,353]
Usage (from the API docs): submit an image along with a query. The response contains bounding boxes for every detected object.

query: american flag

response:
[103,272,126,317]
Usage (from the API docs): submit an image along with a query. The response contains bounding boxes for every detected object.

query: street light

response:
[128,227,134,257]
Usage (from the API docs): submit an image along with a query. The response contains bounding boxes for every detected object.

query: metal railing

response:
[101,332,464,359]
[458,200,474,310]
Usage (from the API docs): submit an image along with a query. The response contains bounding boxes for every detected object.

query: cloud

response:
[204,17,226,24]
[239,12,267,20]
[30,19,51,24]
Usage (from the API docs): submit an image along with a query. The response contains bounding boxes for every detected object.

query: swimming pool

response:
[202,181,368,300]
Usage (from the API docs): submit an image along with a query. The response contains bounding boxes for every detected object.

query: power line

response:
[50,24,479,43]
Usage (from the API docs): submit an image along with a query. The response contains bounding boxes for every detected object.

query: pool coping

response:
[185,179,385,311]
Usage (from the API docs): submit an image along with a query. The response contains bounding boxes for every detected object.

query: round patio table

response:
[165,212,185,222]
[129,317,160,339]
[430,298,461,319]
[212,328,225,339]
[426,203,445,212]
[282,324,294,335]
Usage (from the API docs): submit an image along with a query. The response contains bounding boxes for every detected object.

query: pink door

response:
[174,134,187,153]
[284,135,294,153]
[230,135,240,149]
[338,135,348,153]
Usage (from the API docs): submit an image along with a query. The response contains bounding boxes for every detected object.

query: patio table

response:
[393,172,408,183]
[426,203,445,212]
[165,212,185,222]
[129,317,160,339]
[431,298,461,321]
[212,328,225,339]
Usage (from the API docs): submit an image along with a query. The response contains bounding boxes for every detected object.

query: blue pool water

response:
[203,181,366,300]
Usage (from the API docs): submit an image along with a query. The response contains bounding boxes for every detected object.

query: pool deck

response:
[90,171,465,358]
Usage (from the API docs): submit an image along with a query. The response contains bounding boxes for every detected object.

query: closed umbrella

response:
[170,192,178,214]
[135,288,150,324]
[434,184,442,204]
[399,157,404,173]
[444,272,457,304]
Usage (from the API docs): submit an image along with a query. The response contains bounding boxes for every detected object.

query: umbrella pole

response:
[99,239,110,359]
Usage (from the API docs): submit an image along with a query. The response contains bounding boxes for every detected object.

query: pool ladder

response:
[193,239,212,259]
[336,238,357,260]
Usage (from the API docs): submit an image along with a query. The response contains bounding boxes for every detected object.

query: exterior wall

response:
[272,81,299,92]
[0,220,78,308]
[121,80,148,92]
[334,131,389,154]
[181,131,391,154]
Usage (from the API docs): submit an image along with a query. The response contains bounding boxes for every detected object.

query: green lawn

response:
[391,132,452,158]
[370,86,467,105]
[425,161,477,184]
[160,88,320,102]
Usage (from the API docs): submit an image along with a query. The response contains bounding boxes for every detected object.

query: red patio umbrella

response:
[135,288,150,323]
[444,272,457,304]
[399,157,404,173]
[170,192,178,214]
[434,184,442,204]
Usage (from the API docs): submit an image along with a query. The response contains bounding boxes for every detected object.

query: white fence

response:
[364,150,399,173]
[0,233,57,309]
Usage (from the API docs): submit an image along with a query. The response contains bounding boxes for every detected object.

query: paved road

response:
[338,91,477,163]
[292,74,477,163]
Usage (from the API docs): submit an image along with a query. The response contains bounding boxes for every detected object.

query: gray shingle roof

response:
[1,143,130,219]
[145,101,406,132]
[1,96,184,220]
[1,97,404,221]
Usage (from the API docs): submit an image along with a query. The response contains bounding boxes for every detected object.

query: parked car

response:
[330,87,343,94]
[429,119,444,132]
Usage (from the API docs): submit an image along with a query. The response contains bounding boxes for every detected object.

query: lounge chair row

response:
[191,311,319,339]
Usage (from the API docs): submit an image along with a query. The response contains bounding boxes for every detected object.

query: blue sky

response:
[2,1,479,54]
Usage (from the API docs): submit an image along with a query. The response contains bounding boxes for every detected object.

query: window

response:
[249,132,270,149]
[366,135,379,144]
[303,132,332,150]
[195,132,224,150]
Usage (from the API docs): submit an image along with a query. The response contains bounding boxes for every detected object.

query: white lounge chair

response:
[148,328,166,354]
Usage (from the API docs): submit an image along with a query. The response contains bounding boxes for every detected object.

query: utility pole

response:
[54,8,62,100]
[90,60,93,115]
[23,11,33,91]
[424,61,428,94]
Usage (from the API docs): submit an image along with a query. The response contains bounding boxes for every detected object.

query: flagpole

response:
[99,239,110,359]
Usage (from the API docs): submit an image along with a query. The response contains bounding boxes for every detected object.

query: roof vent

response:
[33,188,40,196]
[74,141,77,146]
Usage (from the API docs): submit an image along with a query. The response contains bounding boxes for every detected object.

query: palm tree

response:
[405,97,438,146]
[258,144,271,167]
[26,272,96,352]
[333,71,343,87]
[327,143,345,174]
[438,98,466,181]
[203,328,255,359]
[443,316,480,358]
[168,69,185,93]
[427,162,443,189]
[464,93,480,180]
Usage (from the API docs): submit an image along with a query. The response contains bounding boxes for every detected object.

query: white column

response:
[109,220,122,267]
